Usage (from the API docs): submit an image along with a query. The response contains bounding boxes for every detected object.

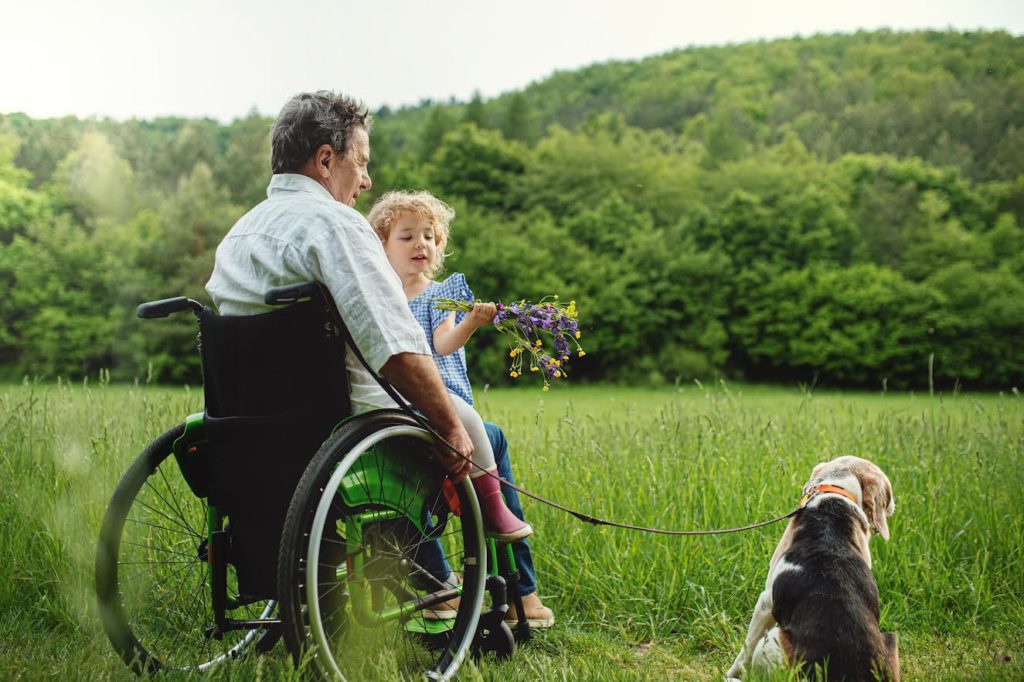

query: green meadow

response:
[1,381,1022,680]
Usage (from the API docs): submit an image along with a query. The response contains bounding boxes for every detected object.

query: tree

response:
[462,91,489,129]
[500,92,534,143]
[52,130,136,224]
[418,106,456,162]
[730,264,947,386]
[428,124,527,212]
[3,214,125,378]
[216,110,272,207]
[516,117,702,225]
[926,263,1024,387]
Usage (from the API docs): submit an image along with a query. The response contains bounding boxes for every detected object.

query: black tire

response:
[277,410,486,681]
[96,424,280,674]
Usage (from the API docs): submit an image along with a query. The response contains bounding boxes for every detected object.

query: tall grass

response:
[2,380,1021,680]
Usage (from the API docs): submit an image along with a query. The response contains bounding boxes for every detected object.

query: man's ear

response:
[311,144,334,178]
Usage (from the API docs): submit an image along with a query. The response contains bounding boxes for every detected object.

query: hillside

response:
[378,30,1024,182]
[1,30,1022,388]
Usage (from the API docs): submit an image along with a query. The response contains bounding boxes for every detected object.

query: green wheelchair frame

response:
[95,283,531,680]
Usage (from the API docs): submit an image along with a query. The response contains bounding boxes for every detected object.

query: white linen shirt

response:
[206,173,425,413]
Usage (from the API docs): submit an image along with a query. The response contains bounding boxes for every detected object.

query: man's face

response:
[327,127,372,207]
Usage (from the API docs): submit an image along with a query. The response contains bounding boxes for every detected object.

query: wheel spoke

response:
[96,425,278,674]
[279,420,483,681]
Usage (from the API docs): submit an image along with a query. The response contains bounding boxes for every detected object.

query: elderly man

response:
[206,91,471,477]
[206,90,552,628]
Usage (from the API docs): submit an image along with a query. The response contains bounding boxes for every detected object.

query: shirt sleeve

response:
[429,273,474,331]
[299,208,431,373]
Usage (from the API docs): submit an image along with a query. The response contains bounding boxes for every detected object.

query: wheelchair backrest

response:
[199,298,349,419]
[193,296,352,598]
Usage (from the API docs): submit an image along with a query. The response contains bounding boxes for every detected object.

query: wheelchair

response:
[95,281,529,680]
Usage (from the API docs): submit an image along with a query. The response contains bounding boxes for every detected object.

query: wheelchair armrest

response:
[265,281,321,306]
[137,297,203,319]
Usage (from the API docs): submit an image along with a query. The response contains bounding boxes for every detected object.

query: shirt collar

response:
[267,173,335,201]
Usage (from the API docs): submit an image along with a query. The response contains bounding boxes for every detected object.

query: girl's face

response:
[383,212,440,279]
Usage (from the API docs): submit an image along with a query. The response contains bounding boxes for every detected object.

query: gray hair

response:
[270,91,373,174]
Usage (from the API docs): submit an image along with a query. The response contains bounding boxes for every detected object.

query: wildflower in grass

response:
[433,295,586,390]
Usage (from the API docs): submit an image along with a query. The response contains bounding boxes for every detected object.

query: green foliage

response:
[428,124,527,211]
[462,90,489,128]
[516,115,702,225]
[0,177,51,244]
[215,110,272,207]
[3,215,125,378]
[499,92,535,144]
[52,130,136,224]
[417,106,457,162]
[730,264,946,386]
[925,263,1024,386]
[0,30,1022,388]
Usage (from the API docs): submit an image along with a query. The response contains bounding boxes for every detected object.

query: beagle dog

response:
[725,456,898,682]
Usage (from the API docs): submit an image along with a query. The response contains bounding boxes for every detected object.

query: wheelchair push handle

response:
[264,281,321,306]
[136,281,323,319]
[137,297,204,319]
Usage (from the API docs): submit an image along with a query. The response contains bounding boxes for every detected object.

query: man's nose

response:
[362,171,372,191]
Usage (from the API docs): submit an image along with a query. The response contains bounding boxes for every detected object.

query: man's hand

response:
[379,352,475,481]
[433,421,474,482]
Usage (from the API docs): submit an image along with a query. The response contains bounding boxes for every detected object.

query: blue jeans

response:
[415,422,538,597]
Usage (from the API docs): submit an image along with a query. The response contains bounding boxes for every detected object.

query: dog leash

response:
[319,284,803,537]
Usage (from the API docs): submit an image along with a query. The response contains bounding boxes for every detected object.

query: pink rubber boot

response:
[471,470,533,542]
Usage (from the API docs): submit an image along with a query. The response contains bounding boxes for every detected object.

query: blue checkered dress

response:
[408,273,476,406]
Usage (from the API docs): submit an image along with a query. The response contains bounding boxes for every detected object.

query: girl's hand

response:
[467,302,498,329]
[433,302,497,356]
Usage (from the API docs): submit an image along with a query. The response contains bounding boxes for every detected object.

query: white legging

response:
[448,392,495,477]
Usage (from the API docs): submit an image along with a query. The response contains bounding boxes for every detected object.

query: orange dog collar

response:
[799,483,859,508]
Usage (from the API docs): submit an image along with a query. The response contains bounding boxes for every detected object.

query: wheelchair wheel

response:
[278,410,487,681]
[96,424,280,673]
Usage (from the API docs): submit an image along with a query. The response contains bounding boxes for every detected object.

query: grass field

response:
[1,380,1022,680]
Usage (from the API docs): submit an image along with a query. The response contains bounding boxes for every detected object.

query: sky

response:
[2,0,1022,122]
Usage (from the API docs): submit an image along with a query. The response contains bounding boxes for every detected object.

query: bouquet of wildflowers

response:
[433,295,586,391]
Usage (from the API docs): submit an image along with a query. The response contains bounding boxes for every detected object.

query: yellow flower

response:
[578,350,586,357]
[553,360,561,367]
[542,385,550,392]
[531,366,539,372]
[574,331,581,339]
[554,370,562,378]
[534,339,542,347]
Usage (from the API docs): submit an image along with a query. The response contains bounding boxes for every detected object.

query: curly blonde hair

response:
[367,190,455,278]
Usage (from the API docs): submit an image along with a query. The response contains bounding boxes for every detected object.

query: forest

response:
[1,29,1022,388]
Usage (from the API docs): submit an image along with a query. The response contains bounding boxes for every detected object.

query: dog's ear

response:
[808,461,829,485]
[859,467,894,541]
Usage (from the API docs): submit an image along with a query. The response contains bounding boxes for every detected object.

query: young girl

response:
[368,190,532,543]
